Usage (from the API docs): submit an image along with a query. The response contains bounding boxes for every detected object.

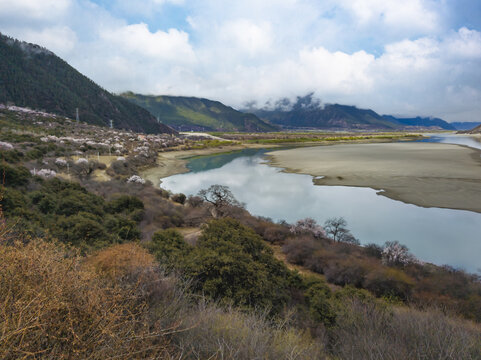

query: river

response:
[160,134,481,273]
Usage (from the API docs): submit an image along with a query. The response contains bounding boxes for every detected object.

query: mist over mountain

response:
[246,94,455,131]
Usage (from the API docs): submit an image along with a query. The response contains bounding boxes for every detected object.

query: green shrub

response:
[149,228,192,265]
[1,163,31,187]
[107,194,144,214]
[180,218,301,312]
[0,149,23,163]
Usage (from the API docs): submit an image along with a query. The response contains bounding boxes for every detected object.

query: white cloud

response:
[100,23,195,62]
[19,26,77,54]
[0,0,71,21]
[1,0,481,122]
[107,0,185,16]
[340,0,439,33]
[220,19,272,57]
[445,27,481,59]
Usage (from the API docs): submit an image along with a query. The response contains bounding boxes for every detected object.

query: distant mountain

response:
[381,115,456,130]
[121,92,277,132]
[0,34,175,134]
[459,123,481,134]
[451,122,481,131]
[248,94,454,131]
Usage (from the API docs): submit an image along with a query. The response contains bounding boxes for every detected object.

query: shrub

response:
[171,193,186,205]
[0,240,174,359]
[1,163,31,187]
[330,299,481,360]
[180,218,301,312]
[363,267,415,301]
[304,279,336,327]
[107,194,144,214]
[54,213,111,249]
[149,228,192,265]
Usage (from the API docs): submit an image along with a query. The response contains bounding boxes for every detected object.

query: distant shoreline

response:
[266,142,481,213]
[140,134,422,186]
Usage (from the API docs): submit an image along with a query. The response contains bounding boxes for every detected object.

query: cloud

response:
[220,19,272,57]
[339,0,440,33]
[99,23,195,62]
[18,26,78,54]
[1,0,481,122]
[0,0,71,21]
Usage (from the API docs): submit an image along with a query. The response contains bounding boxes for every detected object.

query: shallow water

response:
[416,133,481,150]
[160,135,481,273]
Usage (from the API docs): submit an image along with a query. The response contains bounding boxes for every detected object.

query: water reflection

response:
[418,133,481,150]
[161,154,481,273]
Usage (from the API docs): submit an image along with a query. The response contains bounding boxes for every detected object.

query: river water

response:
[160,134,481,273]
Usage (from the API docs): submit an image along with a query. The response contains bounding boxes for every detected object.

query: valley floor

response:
[266,142,481,213]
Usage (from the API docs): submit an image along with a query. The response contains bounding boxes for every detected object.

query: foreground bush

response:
[330,298,481,360]
[0,240,175,359]
[0,238,326,359]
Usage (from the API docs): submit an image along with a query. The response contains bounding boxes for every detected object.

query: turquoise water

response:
[161,136,481,273]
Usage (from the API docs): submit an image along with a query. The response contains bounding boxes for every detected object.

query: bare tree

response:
[197,185,244,217]
[324,217,359,244]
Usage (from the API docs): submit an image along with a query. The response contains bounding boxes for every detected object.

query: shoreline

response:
[140,143,278,187]
[265,142,481,214]
[140,134,423,187]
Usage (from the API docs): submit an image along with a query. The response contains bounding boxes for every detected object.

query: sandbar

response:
[266,142,481,213]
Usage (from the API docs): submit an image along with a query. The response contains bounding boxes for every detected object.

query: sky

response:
[1,0,481,122]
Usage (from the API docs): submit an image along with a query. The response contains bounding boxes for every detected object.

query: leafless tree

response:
[324,217,359,244]
[197,185,244,217]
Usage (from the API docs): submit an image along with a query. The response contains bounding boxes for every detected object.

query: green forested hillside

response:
[121,92,277,132]
[0,34,175,134]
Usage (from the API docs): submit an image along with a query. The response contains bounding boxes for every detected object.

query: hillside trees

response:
[198,184,244,217]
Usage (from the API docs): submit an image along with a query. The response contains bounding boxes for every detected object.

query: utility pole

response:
[76,108,79,123]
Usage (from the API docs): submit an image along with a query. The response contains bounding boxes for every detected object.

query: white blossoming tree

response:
[290,218,326,238]
[382,241,417,267]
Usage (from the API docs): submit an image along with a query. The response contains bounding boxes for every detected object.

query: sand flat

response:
[266,142,481,213]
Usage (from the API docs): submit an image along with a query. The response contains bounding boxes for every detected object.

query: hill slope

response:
[382,115,456,130]
[121,92,277,132]
[0,34,175,134]
[249,94,454,130]
[452,122,481,131]
[460,123,481,134]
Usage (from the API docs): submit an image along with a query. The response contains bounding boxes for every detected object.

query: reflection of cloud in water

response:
[161,156,481,273]
[422,134,481,150]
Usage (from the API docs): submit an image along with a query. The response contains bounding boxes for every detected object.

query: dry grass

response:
[0,239,174,359]
[0,234,325,359]
[330,299,481,360]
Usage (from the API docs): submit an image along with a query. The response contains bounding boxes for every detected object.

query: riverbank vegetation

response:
[1,108,480,359]
[210,131,423,144]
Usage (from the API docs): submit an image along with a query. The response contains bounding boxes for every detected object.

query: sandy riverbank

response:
[266,142,481,213]
[141,144,277,187]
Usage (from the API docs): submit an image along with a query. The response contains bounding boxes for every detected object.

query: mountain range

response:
[0,34,471,133]
[0,33,175,134]
[121,92,276,132]
[246,94,456,131]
